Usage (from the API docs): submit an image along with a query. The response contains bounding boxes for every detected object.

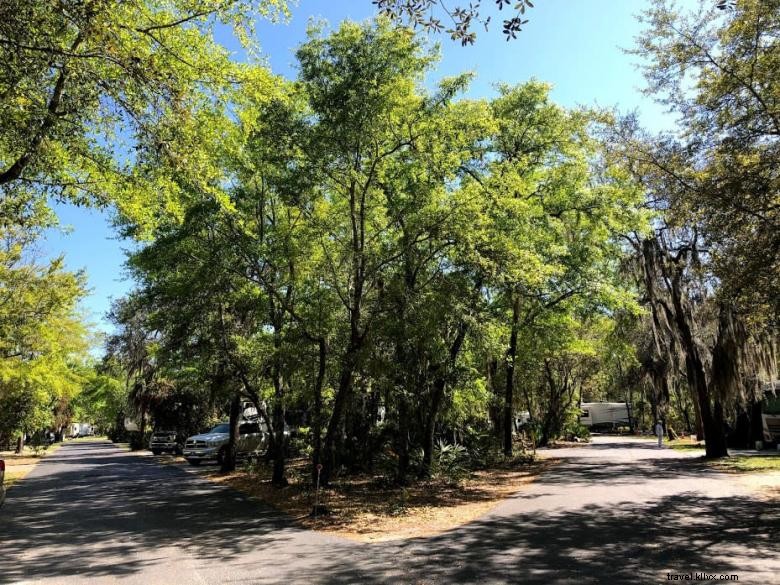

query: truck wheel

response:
[187,459,201,466]
[151,449,161,456]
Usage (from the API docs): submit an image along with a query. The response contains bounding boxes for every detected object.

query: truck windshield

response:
[209,424,230,434]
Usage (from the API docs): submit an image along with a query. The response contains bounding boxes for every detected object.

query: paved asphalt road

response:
[1,437,778,585]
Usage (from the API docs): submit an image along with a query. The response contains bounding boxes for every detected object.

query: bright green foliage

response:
[471,82,643,451]
[71,366,127,433]
[605,0,780,458]
[116,21,646,482]
[0,0,289,234]
[0,204,91,445]
[633,0,780,316]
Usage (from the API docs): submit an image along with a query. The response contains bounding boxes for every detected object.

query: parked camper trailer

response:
[515,411,531,430]
[579,402,630,430]
[242,401,259,420]
[761,381,780,443]
[69,423,94,438]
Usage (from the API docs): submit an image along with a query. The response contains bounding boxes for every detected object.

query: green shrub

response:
[128,430,151,450]
[29,443,49,456]
[288,426,313,458]
[563,421,590,441]
[459,424,503,468]
[432,439,469,482]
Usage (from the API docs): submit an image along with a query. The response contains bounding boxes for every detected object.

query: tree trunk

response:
[690,386,705,440]
[749,400,764,446]
[393,255,416,484]
[420,379,445,478]
[221,394,241,473]
[321,343,358,485]
[641,238,727,457]
[503,292,520,457]
[137,402,147,451]
[538,360,563,447]
[710,398,729,456]
[673,382,692,435]
[681,336,727,456]
[311,338,327,485]
[487,358,502,440]
[520,382,536,453]
[114,411,125,443]
[668,279,728,457]
[271,376,287,486]
[16,434,24,454]
[419,319,470,478]
[396,393,410,485]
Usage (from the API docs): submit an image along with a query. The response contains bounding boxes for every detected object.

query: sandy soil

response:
[165,454,552,542]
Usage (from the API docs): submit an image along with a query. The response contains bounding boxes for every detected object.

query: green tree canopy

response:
[0,0,288,230]
[632,0,780,316]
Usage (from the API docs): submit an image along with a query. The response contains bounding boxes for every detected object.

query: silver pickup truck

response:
[183,421,267,466]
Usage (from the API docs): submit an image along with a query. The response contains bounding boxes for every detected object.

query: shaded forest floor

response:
[160,453,553,542]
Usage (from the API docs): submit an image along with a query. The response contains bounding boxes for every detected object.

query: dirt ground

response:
[164,454,553,542]
[157,436,780,541]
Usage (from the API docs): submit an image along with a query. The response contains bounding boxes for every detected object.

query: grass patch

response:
[3,470,27,489]
[706,455,780,501]
[668,438,706,451]
[710,456,780,473]
[665,438,780,472]
[67,435,109,443]
[169,454,552,542]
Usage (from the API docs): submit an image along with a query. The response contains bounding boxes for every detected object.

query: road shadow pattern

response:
[0,441,777,584]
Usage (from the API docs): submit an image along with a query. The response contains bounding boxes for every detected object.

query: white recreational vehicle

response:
[69,422,94,438]
[579,402,630,430]
[761,381,780,443]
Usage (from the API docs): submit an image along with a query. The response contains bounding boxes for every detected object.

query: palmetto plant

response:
[433,439,469,481]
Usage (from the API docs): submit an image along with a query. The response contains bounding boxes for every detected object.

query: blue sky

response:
[43,0,674,343]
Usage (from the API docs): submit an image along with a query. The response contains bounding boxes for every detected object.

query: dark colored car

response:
[149,429,183,455]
